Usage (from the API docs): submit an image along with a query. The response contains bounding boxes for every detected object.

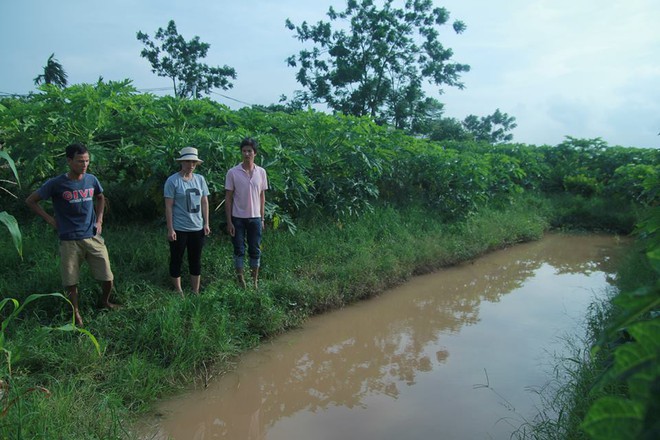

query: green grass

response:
[0,194,620,439]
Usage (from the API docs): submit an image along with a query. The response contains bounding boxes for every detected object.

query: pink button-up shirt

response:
[225,164,268,218]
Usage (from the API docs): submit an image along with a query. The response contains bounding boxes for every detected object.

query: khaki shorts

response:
[59,236,114,287]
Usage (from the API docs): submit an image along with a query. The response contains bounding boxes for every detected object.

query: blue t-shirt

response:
[37,173,103,240]
[164,173,210,231]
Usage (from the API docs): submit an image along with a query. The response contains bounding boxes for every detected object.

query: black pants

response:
[169,229,205,277]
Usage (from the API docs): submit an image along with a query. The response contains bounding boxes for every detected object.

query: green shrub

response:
[564,174,602,197]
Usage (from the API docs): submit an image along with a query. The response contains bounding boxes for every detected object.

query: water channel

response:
[142,233,628,440]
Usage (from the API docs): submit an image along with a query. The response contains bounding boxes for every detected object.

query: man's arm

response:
[225,189,235,237]
[94,193,106,235]
[260,190,266,229]
[25,191,57,229]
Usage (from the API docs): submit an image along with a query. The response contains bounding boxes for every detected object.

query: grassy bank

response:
[0,195,550,439]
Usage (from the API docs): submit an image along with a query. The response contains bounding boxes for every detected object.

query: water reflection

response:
[146,233,627,440]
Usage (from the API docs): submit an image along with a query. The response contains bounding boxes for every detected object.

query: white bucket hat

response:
[176,147,203,163]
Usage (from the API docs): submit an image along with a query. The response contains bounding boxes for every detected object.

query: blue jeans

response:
[232,217,262,269]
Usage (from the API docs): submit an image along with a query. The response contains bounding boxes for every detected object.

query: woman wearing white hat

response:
[164,147,211,295]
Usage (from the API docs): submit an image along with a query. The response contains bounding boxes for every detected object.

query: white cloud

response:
[437,0,660,147]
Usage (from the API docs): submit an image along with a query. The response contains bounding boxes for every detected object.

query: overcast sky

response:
[1,0,658,148]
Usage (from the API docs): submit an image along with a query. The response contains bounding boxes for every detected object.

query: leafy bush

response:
[607,163,659,206]
[581,206,660,440]
[1,84,657,229]
[564,174,602,197]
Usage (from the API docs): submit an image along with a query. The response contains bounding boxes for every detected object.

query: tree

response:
[252,94,307,113]
[33,53,68,88]
[428,117,472,141]
[285,0,470,131]
[137,20,236,99]
[462,109,517,144]
[406,97,446,136]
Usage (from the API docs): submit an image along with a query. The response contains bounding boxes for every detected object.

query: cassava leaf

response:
[581,397,644,440]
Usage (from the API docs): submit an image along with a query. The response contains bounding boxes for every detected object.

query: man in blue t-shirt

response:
[26,143,117,326]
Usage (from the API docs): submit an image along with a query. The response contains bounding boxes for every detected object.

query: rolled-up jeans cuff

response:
[234,256,244,270]
[249,257,260,269]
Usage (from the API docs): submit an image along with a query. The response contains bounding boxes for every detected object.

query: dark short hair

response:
[240,137,258,153]
[66,143,88,159]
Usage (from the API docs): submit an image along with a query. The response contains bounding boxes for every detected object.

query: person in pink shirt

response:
[225,138,268,288]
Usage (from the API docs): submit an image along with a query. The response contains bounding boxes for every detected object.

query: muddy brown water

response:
[141,233,628,440]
